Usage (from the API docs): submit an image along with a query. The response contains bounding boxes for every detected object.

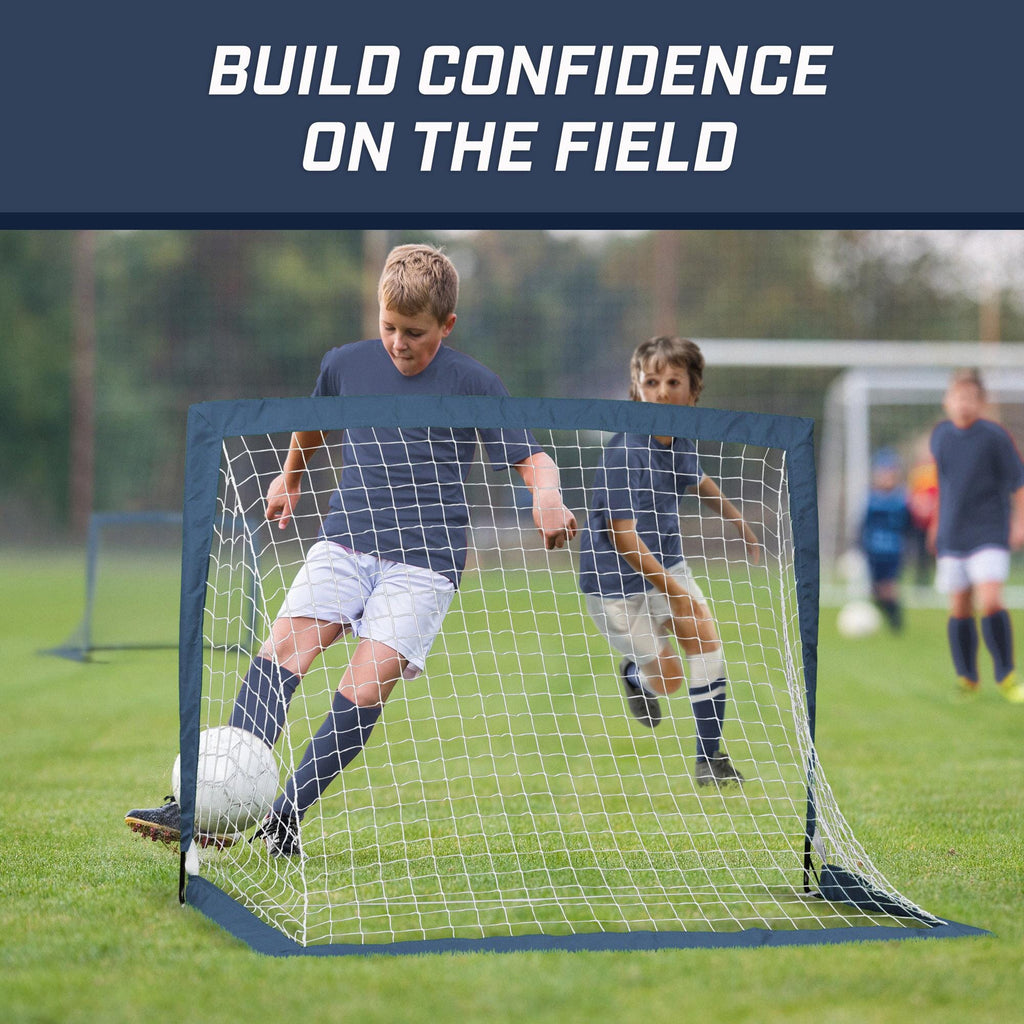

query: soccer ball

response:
[172,726,279,836]
[837,600,882,639]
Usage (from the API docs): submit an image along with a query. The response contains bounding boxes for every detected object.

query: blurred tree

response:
[3,228,1021,538]
[0,231,74,534]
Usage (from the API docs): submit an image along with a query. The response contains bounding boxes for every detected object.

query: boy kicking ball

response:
[578,336,760,787]
[126,243,577,854]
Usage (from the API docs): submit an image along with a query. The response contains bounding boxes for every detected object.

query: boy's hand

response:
[265,473,302,530]
[742,526,762,565]
[1011,517,1024,551]
[533,496,578,550]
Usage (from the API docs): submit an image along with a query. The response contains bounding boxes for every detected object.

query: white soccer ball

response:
[837,600,882,639]
[172,726,279,836]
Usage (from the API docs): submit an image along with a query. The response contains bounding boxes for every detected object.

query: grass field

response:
[2,547,1023,1023]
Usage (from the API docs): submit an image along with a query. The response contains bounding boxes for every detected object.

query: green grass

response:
[2,547,1023,1023]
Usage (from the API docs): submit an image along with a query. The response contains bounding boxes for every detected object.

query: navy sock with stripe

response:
[981,609,1015,683]
[229,656,301,748]
[689,678,727,762]
[947,617,979,683]
[273,691,381,821]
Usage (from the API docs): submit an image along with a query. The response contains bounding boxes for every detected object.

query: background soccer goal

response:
[177,394,983,954]
[47,510,264,662]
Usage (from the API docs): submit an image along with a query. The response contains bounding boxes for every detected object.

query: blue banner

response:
[3,2,1020,223]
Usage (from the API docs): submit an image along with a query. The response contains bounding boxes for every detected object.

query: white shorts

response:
[278,540,456,678]
[935,547,1011,594]
[585,562,707,666]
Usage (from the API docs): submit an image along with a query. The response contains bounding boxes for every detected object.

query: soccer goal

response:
[47,510,264,662]
[176,395,983,955]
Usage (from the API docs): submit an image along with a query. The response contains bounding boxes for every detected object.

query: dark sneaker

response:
[125,796,181,846]
[997,672,1024,704]
[125,795,236,850]
[253,812,303,859]
[619,657,662,728]
[695,750,745,788]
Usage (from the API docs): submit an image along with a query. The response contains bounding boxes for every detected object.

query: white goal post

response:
[174,394,982,955]
[697,340,1024,604]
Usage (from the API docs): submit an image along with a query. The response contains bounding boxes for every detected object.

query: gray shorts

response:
[585,562,707,666]
[278,540,455,678]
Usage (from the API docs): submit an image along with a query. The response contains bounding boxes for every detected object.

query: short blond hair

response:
[949,367,985,395]
[378,244,459,324]
[629,336,705,402]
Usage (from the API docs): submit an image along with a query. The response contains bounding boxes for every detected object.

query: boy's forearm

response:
[697,476,740,526]
[514,450,560,498]
[1011,486,1024,546]
[282,431,326,479]
[609,519,683,597]
[515,450,577,548]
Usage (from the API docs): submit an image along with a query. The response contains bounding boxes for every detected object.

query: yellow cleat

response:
[997,673,1024,704]
[957,676,980,694]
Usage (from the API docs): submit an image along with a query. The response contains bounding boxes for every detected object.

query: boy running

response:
[578,337,760,787]
[859,448,910,631]
[929,368,1024,701]
[127,244,577,854]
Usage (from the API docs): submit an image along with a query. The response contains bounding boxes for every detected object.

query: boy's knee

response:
[340,677,400,708]
[643,646,685,694]
[687,645,725,687]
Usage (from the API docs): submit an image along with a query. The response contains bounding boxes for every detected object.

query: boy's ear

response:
[441,313,457,337]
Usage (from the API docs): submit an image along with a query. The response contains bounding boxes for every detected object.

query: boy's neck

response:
[950,414,979,430]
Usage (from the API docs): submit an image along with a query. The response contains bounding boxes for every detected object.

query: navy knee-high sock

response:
[273,691,381,821]
[689,679,727,761]
[981,609,1015,682]
[229,656,301,748]
[947,617,979,683]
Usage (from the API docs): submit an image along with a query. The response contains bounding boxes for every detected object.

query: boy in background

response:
[578,337,760,787]
[859,448,910,631]
[929,368,1024,701]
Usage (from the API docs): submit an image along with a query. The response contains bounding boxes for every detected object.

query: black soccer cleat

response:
[253,811,303,859]
[125,795,236,850]
[619,657,662,728]
[125,796,182,846]
[695,750,745,788]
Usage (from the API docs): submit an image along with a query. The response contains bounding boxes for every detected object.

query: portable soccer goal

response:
[47,510,263,662]
[176,394,984,955]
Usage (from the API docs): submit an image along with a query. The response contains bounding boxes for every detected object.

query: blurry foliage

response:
[1,228,1019,536]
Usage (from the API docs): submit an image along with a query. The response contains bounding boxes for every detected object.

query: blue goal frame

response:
[176,394,986,954]
[46,509,265,662]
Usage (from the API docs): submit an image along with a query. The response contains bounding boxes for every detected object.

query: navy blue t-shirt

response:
[312,339,540,585]
[860,488,910,561]
[929,418,1024,556]
[579,433,702,597]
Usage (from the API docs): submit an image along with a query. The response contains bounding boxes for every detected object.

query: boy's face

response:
[636,360,695,407]
[379,304,456,376]
[872,466,900,491]
[943,380,984,428]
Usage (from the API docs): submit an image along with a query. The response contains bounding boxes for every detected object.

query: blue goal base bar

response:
[184,876,989,958]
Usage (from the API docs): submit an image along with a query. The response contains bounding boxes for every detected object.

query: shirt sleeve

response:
[479,428,542,471]
[311,348,342,398]
[470,366,540,471]
[995,427,1024,490]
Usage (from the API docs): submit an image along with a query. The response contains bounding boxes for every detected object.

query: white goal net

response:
[178,396,959,953]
